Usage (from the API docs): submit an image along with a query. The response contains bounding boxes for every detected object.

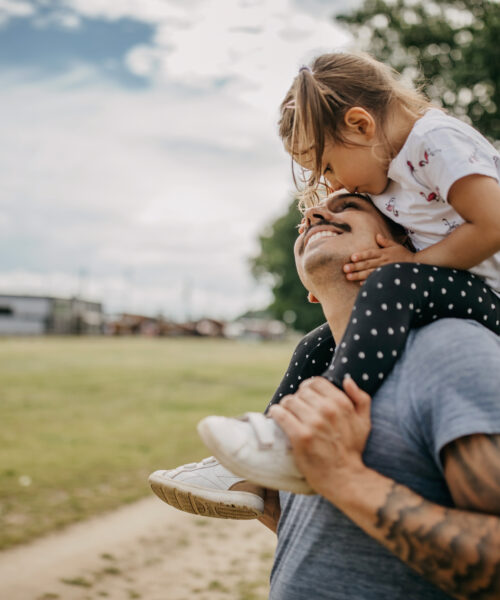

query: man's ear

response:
[343,107,376,140]
[307,292,319,303]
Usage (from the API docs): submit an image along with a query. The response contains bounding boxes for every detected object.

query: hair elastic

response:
[299,65,312,74]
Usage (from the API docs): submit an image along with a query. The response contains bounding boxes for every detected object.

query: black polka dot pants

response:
[322,263,500,395]
[265,322,334,412]
[266,264,500,410]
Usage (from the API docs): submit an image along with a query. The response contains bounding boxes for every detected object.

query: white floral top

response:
[372,109,500,294]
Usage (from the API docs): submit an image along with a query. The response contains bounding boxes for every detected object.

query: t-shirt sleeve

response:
[407,320,500,473]
[406,127,499,202]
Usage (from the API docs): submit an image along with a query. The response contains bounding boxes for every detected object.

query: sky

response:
[0,0,357,321]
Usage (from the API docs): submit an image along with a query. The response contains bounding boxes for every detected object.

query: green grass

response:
[0,336,294,550]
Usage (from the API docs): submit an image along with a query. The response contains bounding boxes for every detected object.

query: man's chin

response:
[302,252,345,281]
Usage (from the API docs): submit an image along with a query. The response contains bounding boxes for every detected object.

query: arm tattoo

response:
[375,482,500,599]
[443,434,500,513]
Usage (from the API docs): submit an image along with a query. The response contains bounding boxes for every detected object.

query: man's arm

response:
[269,377,500,600]
[442,433,500,514]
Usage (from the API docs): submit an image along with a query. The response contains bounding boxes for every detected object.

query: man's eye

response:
[332,201,358,212]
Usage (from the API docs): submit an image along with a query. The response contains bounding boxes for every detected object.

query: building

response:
[224,317,286,341]
[0,295,104,335]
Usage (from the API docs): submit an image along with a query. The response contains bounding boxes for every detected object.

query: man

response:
[153,192,500,598]
[262,192,500,599]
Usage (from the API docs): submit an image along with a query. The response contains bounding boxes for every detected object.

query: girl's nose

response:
[325,175,343,193]
[328,180,344,193]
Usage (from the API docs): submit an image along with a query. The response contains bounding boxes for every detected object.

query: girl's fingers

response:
[350,249,378,263]
[346,268,375,281]
[376,233,398,248]
[345,258,383,272]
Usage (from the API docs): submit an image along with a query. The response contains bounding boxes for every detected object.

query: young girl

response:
[270,52,500,399]
[150,52,500,511]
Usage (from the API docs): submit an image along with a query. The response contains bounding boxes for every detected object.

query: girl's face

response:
[293,106,392,196]
[319,137,389,196]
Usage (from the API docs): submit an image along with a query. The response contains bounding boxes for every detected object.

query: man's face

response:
[294,192,396,292]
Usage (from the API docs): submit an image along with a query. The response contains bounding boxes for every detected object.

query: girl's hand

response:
[343,234,415,282]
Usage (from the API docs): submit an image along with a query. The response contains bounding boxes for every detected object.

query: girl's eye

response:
[323,164,333,175]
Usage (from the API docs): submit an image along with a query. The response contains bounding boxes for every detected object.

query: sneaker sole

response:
[148,473,264,519]
[197,420,314,495]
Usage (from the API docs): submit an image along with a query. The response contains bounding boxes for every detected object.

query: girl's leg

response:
[323,263,500,395]
[266,322,334,412]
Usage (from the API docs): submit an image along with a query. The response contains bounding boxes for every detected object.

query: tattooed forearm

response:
[375,482,500,599]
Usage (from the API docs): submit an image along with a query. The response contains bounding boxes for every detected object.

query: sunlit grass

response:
[0,336,293,549]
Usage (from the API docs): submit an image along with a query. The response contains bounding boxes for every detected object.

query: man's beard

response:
[299,218,352,282]
[302,250,347,287]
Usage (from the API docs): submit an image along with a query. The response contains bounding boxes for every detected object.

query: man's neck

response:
[317,282,359,344]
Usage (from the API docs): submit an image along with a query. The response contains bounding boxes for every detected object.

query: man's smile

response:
[307,230,341,246]
[300,221,351,254]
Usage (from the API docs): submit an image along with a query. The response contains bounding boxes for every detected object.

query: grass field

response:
[0,336,294,550]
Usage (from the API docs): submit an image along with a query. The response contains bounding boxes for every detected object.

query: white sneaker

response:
[148,456,264,519]
[197,413,314,495]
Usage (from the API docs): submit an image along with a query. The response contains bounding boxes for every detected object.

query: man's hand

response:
[268,376,372,501]
[343,234,415,282]
[270,379,500,599]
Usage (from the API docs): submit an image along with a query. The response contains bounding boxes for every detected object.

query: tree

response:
[251,1,499,329]
[337,0,500,143]
[251,198,325,332]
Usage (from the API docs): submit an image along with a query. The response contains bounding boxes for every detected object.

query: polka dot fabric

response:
[324,263,500,395]
[266,322,334,412]
[267,263,499,410]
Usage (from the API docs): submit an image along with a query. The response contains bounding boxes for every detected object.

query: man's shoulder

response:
[396,319,500,464]
[408,317,498,358]
[401,318,499,389]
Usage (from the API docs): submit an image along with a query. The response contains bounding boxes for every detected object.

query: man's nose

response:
[303,204,331,227]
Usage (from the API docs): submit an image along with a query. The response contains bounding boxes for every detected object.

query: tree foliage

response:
[337,0,500,142]
[251,198,325,332]
[251,0,499,332]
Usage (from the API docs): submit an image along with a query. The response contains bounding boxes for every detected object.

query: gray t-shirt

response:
[270,320,500,600]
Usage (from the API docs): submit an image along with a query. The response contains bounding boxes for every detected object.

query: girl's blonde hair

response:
[278,52,432,211]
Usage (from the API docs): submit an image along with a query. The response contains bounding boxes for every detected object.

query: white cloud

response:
[123,0,351,112]
[2,0,353,318]
[0,0,35,25]
[0,67,289,317]
[33,10,81,30]
[61,0,187,23]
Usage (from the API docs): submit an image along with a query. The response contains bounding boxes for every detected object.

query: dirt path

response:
[0,496,276,600]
